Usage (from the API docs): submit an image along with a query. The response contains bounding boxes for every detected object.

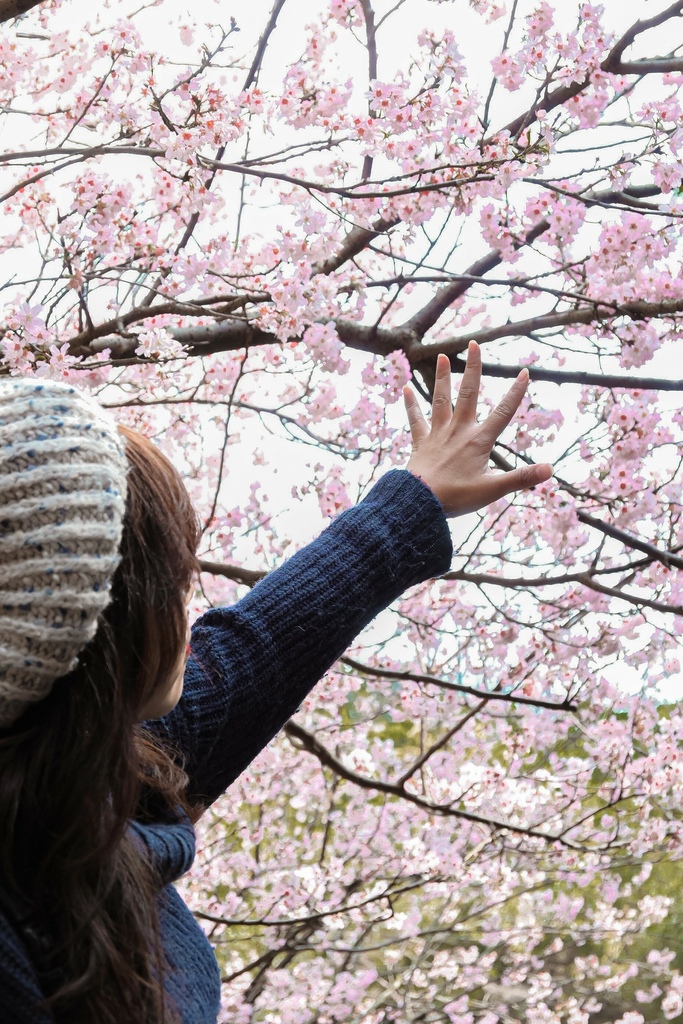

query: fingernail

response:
[517,368,529,382]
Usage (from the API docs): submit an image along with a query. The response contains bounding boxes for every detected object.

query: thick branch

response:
[69,302,274,355]
[523,181,669,217]
[419,297,683,357]
[85,315,413,361]
[77,297,683,387]
[0,0,43,21]
[572,574,682,616]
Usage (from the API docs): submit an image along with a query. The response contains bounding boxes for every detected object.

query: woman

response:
[0,344,551,1023]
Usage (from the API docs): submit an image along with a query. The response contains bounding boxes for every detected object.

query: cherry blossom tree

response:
[2,0,683,1020]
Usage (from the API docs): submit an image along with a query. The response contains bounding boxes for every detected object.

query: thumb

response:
[487,462,554,502]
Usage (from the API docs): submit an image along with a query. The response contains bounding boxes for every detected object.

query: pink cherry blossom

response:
[1,1,683,1019]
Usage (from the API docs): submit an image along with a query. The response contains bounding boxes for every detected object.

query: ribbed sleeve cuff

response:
[354,468,452,585]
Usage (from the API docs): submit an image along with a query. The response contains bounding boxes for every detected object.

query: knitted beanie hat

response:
[0,378,128,728]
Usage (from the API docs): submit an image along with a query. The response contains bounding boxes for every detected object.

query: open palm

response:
[404,342,553,517]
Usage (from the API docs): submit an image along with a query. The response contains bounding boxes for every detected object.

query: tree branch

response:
[83,315,412,361]
[404,221,551,339]
[284,720,581,848]
[447,356,683,393]
[197,552,680,617]
[197,549,680,624]
[572,574,683,616]
[243,0,287,91]
[395,703,484,788]
[340,655,576,710]
[576,510,683,571]
[523,181,670,217]
[193,878,428,929]
[358,0,378,181]
[604,1,683,67]
[441,568,681,617]
[198,559,266,586]
[73,299,683,391]
[311,216,399,276]
[138,5,285,308]
[503,1,683,138]
[613,58,683,74]
[202,154,496,198]
[402,185,664,342]
[421,297,683,357]
[0,0,43,22]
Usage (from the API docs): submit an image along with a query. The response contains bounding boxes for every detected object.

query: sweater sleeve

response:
[143,469,452,807]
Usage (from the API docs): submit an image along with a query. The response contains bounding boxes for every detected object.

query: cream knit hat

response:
[0,378,128,728]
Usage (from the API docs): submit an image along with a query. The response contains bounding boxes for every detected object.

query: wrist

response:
[405,464,442,506]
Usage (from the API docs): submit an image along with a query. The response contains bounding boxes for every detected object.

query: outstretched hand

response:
[403,342,553,518]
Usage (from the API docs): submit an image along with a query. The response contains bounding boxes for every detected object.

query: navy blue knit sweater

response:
[0,470,452,1023]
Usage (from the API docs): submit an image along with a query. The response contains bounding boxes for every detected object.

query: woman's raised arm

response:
[146,343,552,808]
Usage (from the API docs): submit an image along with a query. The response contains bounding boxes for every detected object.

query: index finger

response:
[478,368,529,447]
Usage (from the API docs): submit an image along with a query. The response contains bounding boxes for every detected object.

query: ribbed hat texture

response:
[0,379,128,728]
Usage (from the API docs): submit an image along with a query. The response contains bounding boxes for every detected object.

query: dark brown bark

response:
[0,0,44,22]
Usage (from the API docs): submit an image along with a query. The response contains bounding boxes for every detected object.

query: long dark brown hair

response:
[0,424,203,1023]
